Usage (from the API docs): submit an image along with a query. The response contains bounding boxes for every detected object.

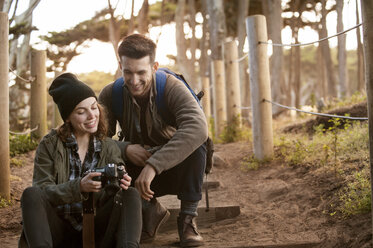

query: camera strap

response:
[82,192,95,248]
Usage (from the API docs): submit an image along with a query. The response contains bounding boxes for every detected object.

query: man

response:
[99,34,208,247]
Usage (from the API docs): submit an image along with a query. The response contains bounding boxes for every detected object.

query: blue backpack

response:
[111,67,202,126]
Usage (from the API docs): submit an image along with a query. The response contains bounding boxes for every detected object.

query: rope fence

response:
[259,23,362,47]
[9,67,34,83]
[232,23,363,63]
[9,125,39,135]
[263,99,368,120]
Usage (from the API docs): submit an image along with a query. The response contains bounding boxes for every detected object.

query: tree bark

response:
[128,0,135,34]
[337,0,348,97]
[107,0,121,78]
[207,0,226,60]
[137,0,149,34]
[319,0,337,98]
[359,0,373,236]
[356,0,365,92]
[264,0,283,113]
[237,0,250,121]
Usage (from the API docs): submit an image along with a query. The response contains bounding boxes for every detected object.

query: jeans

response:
[20,186,142,248]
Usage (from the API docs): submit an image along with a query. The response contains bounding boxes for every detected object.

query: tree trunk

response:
[237,0,250,121]
[128,0,135,34]
[207,0,226,60]
[337,0,348,97]
[188,0,197,89]
[356,0,365,92]
[137,0,149,34]
[264,0,283,113]
[319,0,337,98]
[359,0,373,235]
[294,35,301,108]
[207,0,227,137]
[107,0,121,78]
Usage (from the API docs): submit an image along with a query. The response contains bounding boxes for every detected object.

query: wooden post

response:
[212,60,227,137]
[246,15,274,160]
[360,0,373,238]
[30,50,48,139]
[0,12,10,200]
[224,40,242,127]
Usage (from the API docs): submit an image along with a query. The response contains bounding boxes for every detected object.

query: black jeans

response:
[127,144,206,202]
[20,186,142,248]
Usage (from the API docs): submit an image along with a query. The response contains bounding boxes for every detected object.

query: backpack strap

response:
[112,77,124,123]
[155,69,173,125]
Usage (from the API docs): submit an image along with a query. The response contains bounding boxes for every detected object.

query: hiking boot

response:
[177,213,204,247]
[140,198,170,243]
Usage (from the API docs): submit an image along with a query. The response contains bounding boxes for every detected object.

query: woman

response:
[19,73,142,248]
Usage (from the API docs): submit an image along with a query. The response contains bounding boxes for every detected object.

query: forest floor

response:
[0,105,372,248]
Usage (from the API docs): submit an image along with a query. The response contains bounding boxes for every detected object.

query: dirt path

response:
[0,142,371,247]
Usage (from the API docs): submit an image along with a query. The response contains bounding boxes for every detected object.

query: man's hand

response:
[80,172,102,193]
[126,144,151,167]
[119,173,132,190]
[135,164,156,201]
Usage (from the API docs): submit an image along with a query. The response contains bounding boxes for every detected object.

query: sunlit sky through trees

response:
[15,0,362,74]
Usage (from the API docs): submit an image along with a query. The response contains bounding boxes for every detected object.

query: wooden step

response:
[202,180,220,190]
[159,205,240,233]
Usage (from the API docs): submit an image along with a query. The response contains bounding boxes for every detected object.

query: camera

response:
[91,163,126,194]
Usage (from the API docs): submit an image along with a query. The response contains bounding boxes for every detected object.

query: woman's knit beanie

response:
[49,73,96,121]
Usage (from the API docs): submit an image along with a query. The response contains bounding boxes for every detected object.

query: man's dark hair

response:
[118,34,157,63]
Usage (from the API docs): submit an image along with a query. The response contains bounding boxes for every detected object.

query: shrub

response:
[10,134,38,157]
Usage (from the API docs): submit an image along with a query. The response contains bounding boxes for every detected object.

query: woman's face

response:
[67,97,99,137]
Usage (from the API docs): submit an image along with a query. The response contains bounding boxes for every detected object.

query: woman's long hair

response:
[57,103,108,142]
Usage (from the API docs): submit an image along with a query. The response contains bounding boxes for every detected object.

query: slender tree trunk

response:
[264,0,283,113]
[188,0,197,89]
[360,0,373,236]
[320,0,337,98]
[128,0,135,34]
[175,0,189,78]
[107,0,121,78]
[237,0,250,120]
[294,34,301,108]
[207,0,227,137]
[337,0,347,97]
[137,0,149,34]
[356,0,365,92]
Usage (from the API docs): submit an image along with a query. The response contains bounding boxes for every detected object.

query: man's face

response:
[119,55,158,98]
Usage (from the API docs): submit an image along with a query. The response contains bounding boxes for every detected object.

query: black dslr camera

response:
[91,163,126,195]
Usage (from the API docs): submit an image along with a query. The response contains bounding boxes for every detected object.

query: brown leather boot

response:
[140,198,170,243]
[177,214,204,247]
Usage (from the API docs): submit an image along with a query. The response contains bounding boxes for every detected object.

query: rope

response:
[259,23,362,47]
[239,106,251,110]
[9,67,34,83]
[234,53,249,62]
[263,99,368,120]
[9,125,39,135]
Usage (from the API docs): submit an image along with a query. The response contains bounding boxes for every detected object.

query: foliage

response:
[241,154,271,171]
[10,158,23,167]
[0,197,11,208]
[9,134,38,157]
[339,168,371,217]
[323,91,367,112]
[275,119,369,217]
[77,71,115,95]
[219,115,251,143]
